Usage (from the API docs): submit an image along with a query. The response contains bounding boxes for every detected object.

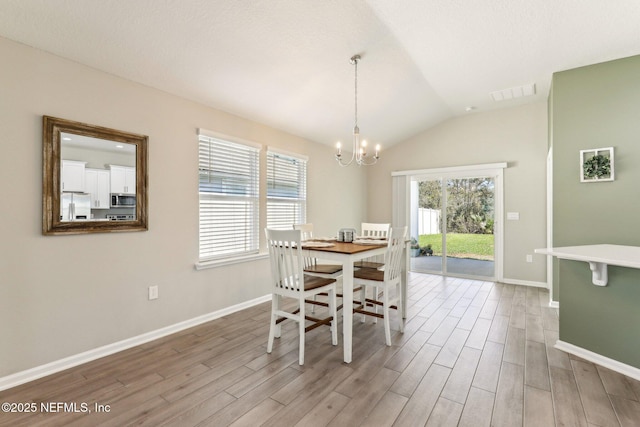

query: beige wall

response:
[366,102,548,284]
[0,35,550,380]
[0,37,366,377]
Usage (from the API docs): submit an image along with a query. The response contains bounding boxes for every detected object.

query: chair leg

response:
[329,288,338,346]
[298,302,305,365]
[372,286,378,324]
[383,287,391,346]
[275,294,282,338]
[397,282,404,333]
[267,294,278,353]
[360,286,366,323]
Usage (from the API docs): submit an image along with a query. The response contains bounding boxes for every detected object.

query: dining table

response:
[301,239,408,363]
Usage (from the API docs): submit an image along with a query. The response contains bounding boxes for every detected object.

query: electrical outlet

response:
[148,285,159,300]
[526,254,533,263]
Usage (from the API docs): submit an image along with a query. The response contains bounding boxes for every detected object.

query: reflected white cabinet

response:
[85,168,111,209]
[61,160,86,192]
[109,165,136,194]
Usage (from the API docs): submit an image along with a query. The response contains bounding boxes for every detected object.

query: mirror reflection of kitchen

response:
[60,132,136,222]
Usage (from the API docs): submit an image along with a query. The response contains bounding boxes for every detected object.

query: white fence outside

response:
[418,208,441,235]
[409,182,442,238]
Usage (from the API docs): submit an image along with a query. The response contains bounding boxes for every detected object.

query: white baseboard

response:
[0,294,271,392]
[555,340,640,382]
[501,277,549,289]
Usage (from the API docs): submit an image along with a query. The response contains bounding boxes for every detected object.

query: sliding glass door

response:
[444,177,494,277]
[410,172,497,279]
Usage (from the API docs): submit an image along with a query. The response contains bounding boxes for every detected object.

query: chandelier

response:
[335,55,380,166]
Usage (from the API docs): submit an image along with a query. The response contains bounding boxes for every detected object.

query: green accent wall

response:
[551,55,640,368]
[559,262,640,367]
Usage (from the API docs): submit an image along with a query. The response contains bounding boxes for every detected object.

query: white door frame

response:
[393,162,506,282]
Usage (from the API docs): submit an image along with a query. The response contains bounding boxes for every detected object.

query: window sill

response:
[195,252,269,270]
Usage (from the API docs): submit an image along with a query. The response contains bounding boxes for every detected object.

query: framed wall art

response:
[580,147,614,183]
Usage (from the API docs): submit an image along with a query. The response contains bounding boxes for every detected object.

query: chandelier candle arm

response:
[334,54,380,167]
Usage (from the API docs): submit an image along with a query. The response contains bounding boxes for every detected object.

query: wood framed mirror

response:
[43,116,148,235]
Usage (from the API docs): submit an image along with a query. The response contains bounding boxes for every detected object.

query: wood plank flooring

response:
[2,273,640,426]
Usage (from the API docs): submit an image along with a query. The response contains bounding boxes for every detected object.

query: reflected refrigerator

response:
[61,192,91,220]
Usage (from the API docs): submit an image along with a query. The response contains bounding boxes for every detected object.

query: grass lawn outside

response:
[418,233,494,261]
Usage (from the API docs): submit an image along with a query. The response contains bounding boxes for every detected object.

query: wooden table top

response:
[302,240,387,254]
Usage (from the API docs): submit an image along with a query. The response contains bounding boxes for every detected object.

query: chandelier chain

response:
[354,57,358,129]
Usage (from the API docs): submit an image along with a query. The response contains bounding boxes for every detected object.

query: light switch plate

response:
[507,212,520,220]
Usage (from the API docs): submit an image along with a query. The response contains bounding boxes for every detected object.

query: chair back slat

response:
[361,222,390,238]
[384,226,408,281]
[266,228,304,292]
[360,223,390,266]
[293,223,317,270]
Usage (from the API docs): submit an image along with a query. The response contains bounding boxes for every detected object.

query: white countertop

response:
[535,244,640,286]
[535,244,640,269]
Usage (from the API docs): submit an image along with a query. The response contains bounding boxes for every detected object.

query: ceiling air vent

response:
[490,83,536,102]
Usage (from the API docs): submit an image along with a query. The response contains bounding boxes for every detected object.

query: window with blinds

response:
[199,135,260,261]
[267,150,307,230]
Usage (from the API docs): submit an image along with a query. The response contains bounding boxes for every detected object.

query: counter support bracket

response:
[588,262,608,286]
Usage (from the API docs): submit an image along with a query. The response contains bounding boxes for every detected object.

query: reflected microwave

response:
[111,193,136,208]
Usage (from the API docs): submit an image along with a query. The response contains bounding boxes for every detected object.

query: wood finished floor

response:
[2,273,640,426]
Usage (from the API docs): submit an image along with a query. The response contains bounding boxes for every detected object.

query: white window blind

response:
[267,150,307,230]
[199,135,260,261]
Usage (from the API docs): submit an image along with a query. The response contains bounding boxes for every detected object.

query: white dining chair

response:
[265,228,338,365]
[357,222,390,269]
[353,226,407,346]
[361,222,390,238]
[356,222,390,318]
[293,223,343,313]
[293,223,343,278]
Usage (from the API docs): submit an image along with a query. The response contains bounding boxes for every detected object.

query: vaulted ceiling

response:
[2,0,639,148]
